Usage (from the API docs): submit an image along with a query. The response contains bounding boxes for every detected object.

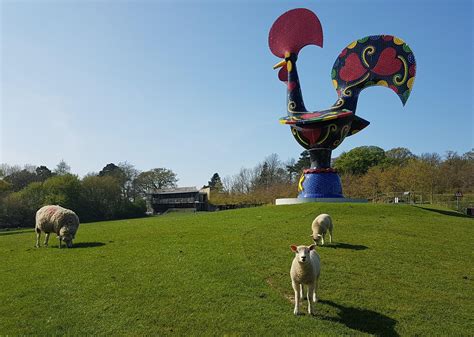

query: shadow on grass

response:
[318,300,399,336]
[416,206,471,218]
[323,242,368,251]
[0,229,33,236]
[72,242,106,248]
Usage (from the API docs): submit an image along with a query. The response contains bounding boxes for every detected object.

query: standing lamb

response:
[35,205,80,248]
[311,213,333,246]
[290,244,321,315]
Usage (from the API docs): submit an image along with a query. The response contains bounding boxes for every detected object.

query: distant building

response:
[147,187,211,214]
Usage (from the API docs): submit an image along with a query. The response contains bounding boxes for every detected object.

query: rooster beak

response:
[273,59,286,69]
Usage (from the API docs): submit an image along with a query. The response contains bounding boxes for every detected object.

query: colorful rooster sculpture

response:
[269,8,416,199]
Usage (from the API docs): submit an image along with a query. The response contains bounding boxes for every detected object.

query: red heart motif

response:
[372,47,402,76]
[288,81,297,91]
[339,53,367,82]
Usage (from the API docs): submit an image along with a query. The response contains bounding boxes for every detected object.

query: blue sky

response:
[1,0,472,187]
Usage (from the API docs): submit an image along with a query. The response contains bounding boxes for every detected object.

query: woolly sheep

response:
[311,213,333,246]
[290,244,320,315]
[35,205,80,248]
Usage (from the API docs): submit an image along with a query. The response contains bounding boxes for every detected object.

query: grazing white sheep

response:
[290,244,320,315]
[311,213,333,246]
[35,205,80,248]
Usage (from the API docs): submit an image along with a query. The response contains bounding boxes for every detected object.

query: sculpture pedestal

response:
[275,197,367,205]
[298,170,343,198]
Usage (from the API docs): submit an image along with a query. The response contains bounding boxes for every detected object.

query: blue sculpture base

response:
[298,171,343,199]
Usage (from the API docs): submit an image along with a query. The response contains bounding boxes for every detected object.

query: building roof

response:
[151,187,199,195]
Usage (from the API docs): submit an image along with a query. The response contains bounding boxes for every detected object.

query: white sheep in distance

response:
[290,244,321,315]
[311,213,333,246]
[35,205,80,248]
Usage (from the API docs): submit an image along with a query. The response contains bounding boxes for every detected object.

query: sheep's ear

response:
[290,245,297,252]
[309,244,316,251]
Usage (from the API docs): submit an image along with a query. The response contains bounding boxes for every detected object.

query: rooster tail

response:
[331,35,416,111]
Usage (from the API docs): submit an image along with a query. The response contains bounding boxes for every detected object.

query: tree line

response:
[209,147,474,210]
[1,146,472,227]
[0,161,178,228]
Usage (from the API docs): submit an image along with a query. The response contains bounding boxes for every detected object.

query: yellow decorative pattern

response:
[347,41,357,49]
[377,80,388,87]
[332,79,338,89]
[393,37,405,45]
[343,73,371,97]
[331,98,345,109]
[407,77,414,89]
[298,174,305,192]
[292,128,309,146]
[362,46,375,68]
[287,60,293,72]
[317,124,337,145]
[393,56,408,86]
[288,101,296,112]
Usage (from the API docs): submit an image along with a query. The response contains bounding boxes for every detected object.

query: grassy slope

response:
[0,204,472,336]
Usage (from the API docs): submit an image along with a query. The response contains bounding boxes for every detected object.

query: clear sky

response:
[1,0,472,187]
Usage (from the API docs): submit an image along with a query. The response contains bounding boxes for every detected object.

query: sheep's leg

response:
[44,233,50,247]
[320,235,325,246]
[292,281,301,315]
[35,229,41,248]
[329,228,333,243]
[58,237,62,249]
[313,279,319,303]
[307,283,316,315]
[300,284,307,300]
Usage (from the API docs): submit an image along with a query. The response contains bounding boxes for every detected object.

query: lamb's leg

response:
[307,283,316,315]
[35,229,41,248]
[292,281,301,315]
[329,228,333,243]
[300,284,307,300]
[58,237,62,249]
[44,233,50,247]
[320,235,325,246]
[313,279,319,303]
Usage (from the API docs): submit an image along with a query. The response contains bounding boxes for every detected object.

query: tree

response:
[4,170,38,191]
[54,160,71,175]
[117,162,139,200]
[0,164,22,178]
[134,168,178,197]
[99,163,123,179]
[287,151,310,177]
[80,175,122,221]
[42,174,82,210]
[36,165,54,182]
[383,147,415,167]
[208,173,224,192]
[334,146,386,175]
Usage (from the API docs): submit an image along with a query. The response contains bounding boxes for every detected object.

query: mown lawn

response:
[0,204,472,336]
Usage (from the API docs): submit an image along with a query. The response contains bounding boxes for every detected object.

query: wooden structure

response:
[148,187,210,214]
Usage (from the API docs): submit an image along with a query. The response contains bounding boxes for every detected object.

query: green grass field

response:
[1,204,472,336]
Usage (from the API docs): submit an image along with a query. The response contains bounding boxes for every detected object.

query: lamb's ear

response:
[309,244,316,251]
[290,245,298,252]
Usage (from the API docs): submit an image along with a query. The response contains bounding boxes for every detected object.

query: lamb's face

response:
[59,228,74,248]
[313,234,323,245]
[291,244,315,263]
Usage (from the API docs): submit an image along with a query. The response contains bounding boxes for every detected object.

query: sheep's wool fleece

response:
[291,251,320,285]
[35,205,79,235]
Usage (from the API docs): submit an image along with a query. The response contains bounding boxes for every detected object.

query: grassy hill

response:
[0,204,472,336]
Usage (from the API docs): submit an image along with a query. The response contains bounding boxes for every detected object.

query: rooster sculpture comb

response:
[269,8,417,199]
